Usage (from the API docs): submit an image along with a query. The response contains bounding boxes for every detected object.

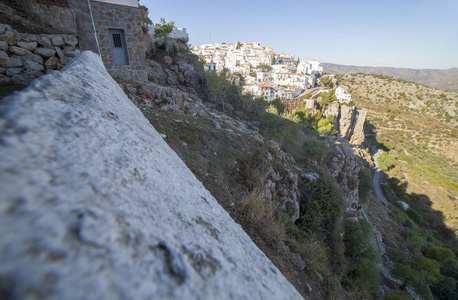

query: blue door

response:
[109,29,129,66]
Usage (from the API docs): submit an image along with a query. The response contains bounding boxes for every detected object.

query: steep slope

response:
[338,73,458,233]
[0,52,303,300]
[322,63,458,92]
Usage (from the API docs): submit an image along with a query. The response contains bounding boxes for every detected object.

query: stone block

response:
[51,36,65,47]
[0,50,7,60]
[23,58,44,72]
[9,46,31,56]
[24,54,44,65]
[37,36,52,47]
[0,24,12,35]
[44,57,59,69]
[0,41,7,51]
[34,47,56,57]
[63,35,78,47]
[17,41,37,51]
[163,56,172,65]
[18,32,30,42]
[0,74,11,83]
[5,67,22,76]
[55,47,69,65]
[27,34,37,42]
[63,47,79,58]
[0,55,23,68]
[12,74,35,85]
[0,32,20,46]
[0,67,4,74]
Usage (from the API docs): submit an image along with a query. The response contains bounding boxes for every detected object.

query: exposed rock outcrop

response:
[0,52,303,300]
[323,102,367,145]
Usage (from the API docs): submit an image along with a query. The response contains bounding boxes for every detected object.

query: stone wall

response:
[0,23,79,85]
[9,0,76,34]
[90,1,147,83]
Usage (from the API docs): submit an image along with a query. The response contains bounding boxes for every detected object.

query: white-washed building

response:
[335,86,352,104]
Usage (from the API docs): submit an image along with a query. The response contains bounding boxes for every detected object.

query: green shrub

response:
[431,275,458,300]
[270,98,285,114]
[407,235,428,253]
[343,220,372,255]
[377,153,394,170]
[258,105,301,140]
[411,254,441,285]
[342,220,380,298]
[387,247,410,264]
[407,208,425,225]
[204,69,242,97]
[297,176,342,235]
[358,169,373,201]
[425,246,455,262]
[317,115,337,135]
[302,136,328,159]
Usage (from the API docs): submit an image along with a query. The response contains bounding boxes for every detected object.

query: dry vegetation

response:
[339,73,458,233]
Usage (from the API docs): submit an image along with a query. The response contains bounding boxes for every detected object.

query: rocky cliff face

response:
[323,102,367,145]
[0,52,303,300]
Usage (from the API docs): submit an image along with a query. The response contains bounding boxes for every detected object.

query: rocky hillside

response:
[114,38,449,298]
[339,72,458,234]
[322,63,458,92]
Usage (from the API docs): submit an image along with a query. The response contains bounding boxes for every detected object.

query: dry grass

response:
[237,186,286,244]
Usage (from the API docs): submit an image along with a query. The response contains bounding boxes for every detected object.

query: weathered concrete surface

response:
[0,52,302,300]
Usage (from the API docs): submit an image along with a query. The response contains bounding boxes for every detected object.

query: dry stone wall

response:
[0,23,79,85]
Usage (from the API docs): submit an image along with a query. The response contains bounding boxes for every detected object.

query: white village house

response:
[335,86,352,104]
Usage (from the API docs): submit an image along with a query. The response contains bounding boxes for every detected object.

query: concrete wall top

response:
[0,51,303,300]
[90,0,138,7]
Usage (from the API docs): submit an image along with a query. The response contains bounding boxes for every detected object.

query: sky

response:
[141,0,458,69]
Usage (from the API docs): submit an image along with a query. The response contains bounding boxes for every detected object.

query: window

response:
[108,29,128,66]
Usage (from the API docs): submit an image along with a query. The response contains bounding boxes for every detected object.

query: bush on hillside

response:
[342,220,380,298]
[358,169,373,201]
[302,135,328,159]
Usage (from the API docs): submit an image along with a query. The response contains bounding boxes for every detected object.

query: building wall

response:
[168,27,187,40]
[90,1,147,82]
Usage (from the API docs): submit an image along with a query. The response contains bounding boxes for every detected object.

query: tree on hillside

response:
[317,115,336,135]
[271,98,285,114]
[319,90,336,106]
[377,153,394,171]
[319,76,334,88]
[236,42,241,49]
[258,63,273,72]
[271,55,276,65]
[154,18,175,37]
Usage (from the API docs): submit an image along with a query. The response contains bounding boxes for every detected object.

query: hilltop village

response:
[191,41,352,103]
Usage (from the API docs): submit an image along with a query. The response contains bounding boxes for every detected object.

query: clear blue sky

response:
[141,0,458,69]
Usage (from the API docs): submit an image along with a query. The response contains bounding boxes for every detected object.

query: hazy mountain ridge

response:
[323,63,458,92]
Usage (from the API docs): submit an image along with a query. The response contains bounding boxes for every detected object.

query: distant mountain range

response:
[321,63,458,92]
